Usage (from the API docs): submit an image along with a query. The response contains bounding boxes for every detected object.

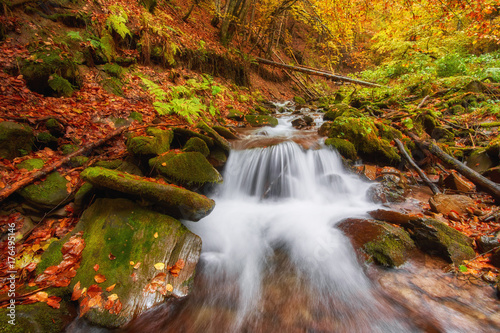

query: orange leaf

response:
[106,284,116,292]
[94,274,106,284]
[93,264,99,272]
[44,266,59,275]
[47,296,61,309]
[133,262,141,270]
[30,291,48,303]
[71,281,82,301]
[87,284,102,298]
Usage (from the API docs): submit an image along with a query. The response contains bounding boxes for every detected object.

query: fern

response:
[154,98,206,124]
[67,31,83,41]
[141,77,168,100]
[107,6,131,39]
[99,32,116,62]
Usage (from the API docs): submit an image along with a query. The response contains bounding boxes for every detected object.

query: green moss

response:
[45,118,65,137]
[173,128,214,148]
[36,131,58,146]
[183,137,210,157]
[48,74,74,97]
[69,156,89,167]
[94,160,143,176]
[102,63,124,78]
[196,121,230,152]
[212,126,238,140]
[101,76,124,96]
[245,115,278,127]
[376,122,403,141]
[129,112,143,123]
[16,158,44,171]
[293,96,306,105]
[150,151,222,186]
[18,172,69,209]
[127,128,172,157]
[227,109,244,121]
[0,121,34,159]
[254,105,271,115]
[325,138,357,160]
[60,144,78,155]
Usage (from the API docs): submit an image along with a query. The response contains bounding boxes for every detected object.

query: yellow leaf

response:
[130,261,134,266]
[166,284,173,292]
[154,263,165,270]
[107,294,119,302]
[154,232,158,238]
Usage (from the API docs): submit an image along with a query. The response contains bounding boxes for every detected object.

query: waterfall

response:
[181,141,416,332]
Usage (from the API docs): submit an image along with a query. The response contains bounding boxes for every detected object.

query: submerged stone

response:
[38,198,202,328]
[149,151,222,187]
[81,166,215,221]
[0,121,34,159]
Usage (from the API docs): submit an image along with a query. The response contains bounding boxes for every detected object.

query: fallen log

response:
[408,136,500,202]
[255,57,383,88]
[0,126,129,203]
[395,139,441,195]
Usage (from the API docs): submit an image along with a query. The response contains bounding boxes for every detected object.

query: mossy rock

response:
[376,122,403,141]
[74,182,94,212]
[68,156,89,168]
[254,105,271,115]
[414,111,438,136]
[448,105,466,115]
[196,121,231,152]
[81,167,214,221]
[207,147,228,168]
[38,198,202,328]
[0,301,73,333]
[95,160,143,176]
[149,152,222,187]
[183,137,210,157]
[328,117,400,165]
[407,218,475,265]
[324,138,357,160]
[363,222,416,267]
[293,96,306,105]
[318,122,334,137]
[60,144,78,155]
[45,118,65,137]
[465,149,493,174]
[173,128,214,148]
[21,48,81,97]
[431,126,455,142]
[17,172,70,209]
[212,126,238,140]
[16,158,44,171]
[226,109,244,121]
[323,103,361,122]
[127,128,173,157]
[0,121,34,159]
[129,112,143,123]
[486,136,500,162]
[245,115,278,127]
[35,131,58,149]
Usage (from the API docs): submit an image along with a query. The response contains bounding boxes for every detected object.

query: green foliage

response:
[48,74,74,96]
[107,5,131,39]
[436,54,467,77]
[102,63,124,78]
[66,31,83,41]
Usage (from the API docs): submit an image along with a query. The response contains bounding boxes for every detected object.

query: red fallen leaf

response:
[109,253,116,260]
[94,274,106,284]
[104,298,115,310]
[25,262,37,272]
[151,273,167,284]
[130,272,138,282]
[44,266,59,275]
[88,294,103,309]
[87,284,102,298]
[157,284,167,296]
[47,296,61,309]
[93,264,99,272]
[53,278,71,288]
[112,299,122,314]
[144,283,157,293]
[106,284,116,292]
[79,297,90,318]
[29,291,48,303]
[169,259,185,277]
[72,281,82,301]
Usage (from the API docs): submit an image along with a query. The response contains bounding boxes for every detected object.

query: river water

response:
[121,108,500,333]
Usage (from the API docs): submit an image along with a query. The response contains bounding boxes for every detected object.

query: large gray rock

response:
[0,121,34,159]
[81,167,215,221]
[38,198,202,328]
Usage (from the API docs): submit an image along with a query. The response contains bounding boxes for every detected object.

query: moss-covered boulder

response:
[245,115,278,127]
[173,128,214,148]
[406,218,475,265]
[338,219,416,267]
[38,198,202,328]
[196,121,231,152]
[213,126,238,140]
[60,144,78,155]
[486,136,500,163]
[0,121,34,159]
[376,122,403,141]
[183,137,210,157]
[17,172,70,209]
[149,152,222,187]
[0,301,74,333]
[318,122,334,137]
[126,128,173,157]
[16,158,44,171]
[95,160,143,176]
[328,117,400,165]
[81,167,214,221]
[466,149,494,174]
[226,109,244,121]
[293,96,306,105]
[35,131,58,149]
[45,118,65,137]
[207,147,228,168]
[322,103,361,122]
[324,138,357,160]
[21,48,81,97]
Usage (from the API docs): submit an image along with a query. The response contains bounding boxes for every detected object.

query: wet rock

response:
[484,166,500,183]
[81,167,215,221]
[150,151,222,188]
[429,194,475,215]
[367,174,408,203]
[35,131,58,150]
[476,234,500,253]
[197,121,231,152]
[213,126,238,140]
[368,209,418,226]
[486,136,500,163]
[293,96,306,105]
[318,121,333,137]
[226,109,244,121]
[324,138,357,160]
[207,147,228,168]
[442,172,475,192]
[39,198,202,329]
[17,172,70,210]
[406,218,475,265]
[0,121,34,159]
[245,115,279,127]
[466,149,494,174]
[291,116,313,129]
[338,218,416,267]
[183,137,210,157]
[173,128,214,148]
[126,127,173,157]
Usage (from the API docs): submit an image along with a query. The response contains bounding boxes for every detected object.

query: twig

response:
[417,95,429,109]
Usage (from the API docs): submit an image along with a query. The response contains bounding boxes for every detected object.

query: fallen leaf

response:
[88,294,102,309]
[130,261,135,266]
[154,263,165,270]
[106,284,116,292]
[93,264,99,272]
[107,294,119,302]
[30,291,48,302]
[72,281,82,301]
[87,284,102,298]
[133,262,141,270]
[47,296,61,309]
[109,253,116,260]
[94,274,106,283]
[113,299,122,314]
[166,284,173,292]
[154,232,158,238]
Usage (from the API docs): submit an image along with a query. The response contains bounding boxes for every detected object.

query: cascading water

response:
[120,111,500,333]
